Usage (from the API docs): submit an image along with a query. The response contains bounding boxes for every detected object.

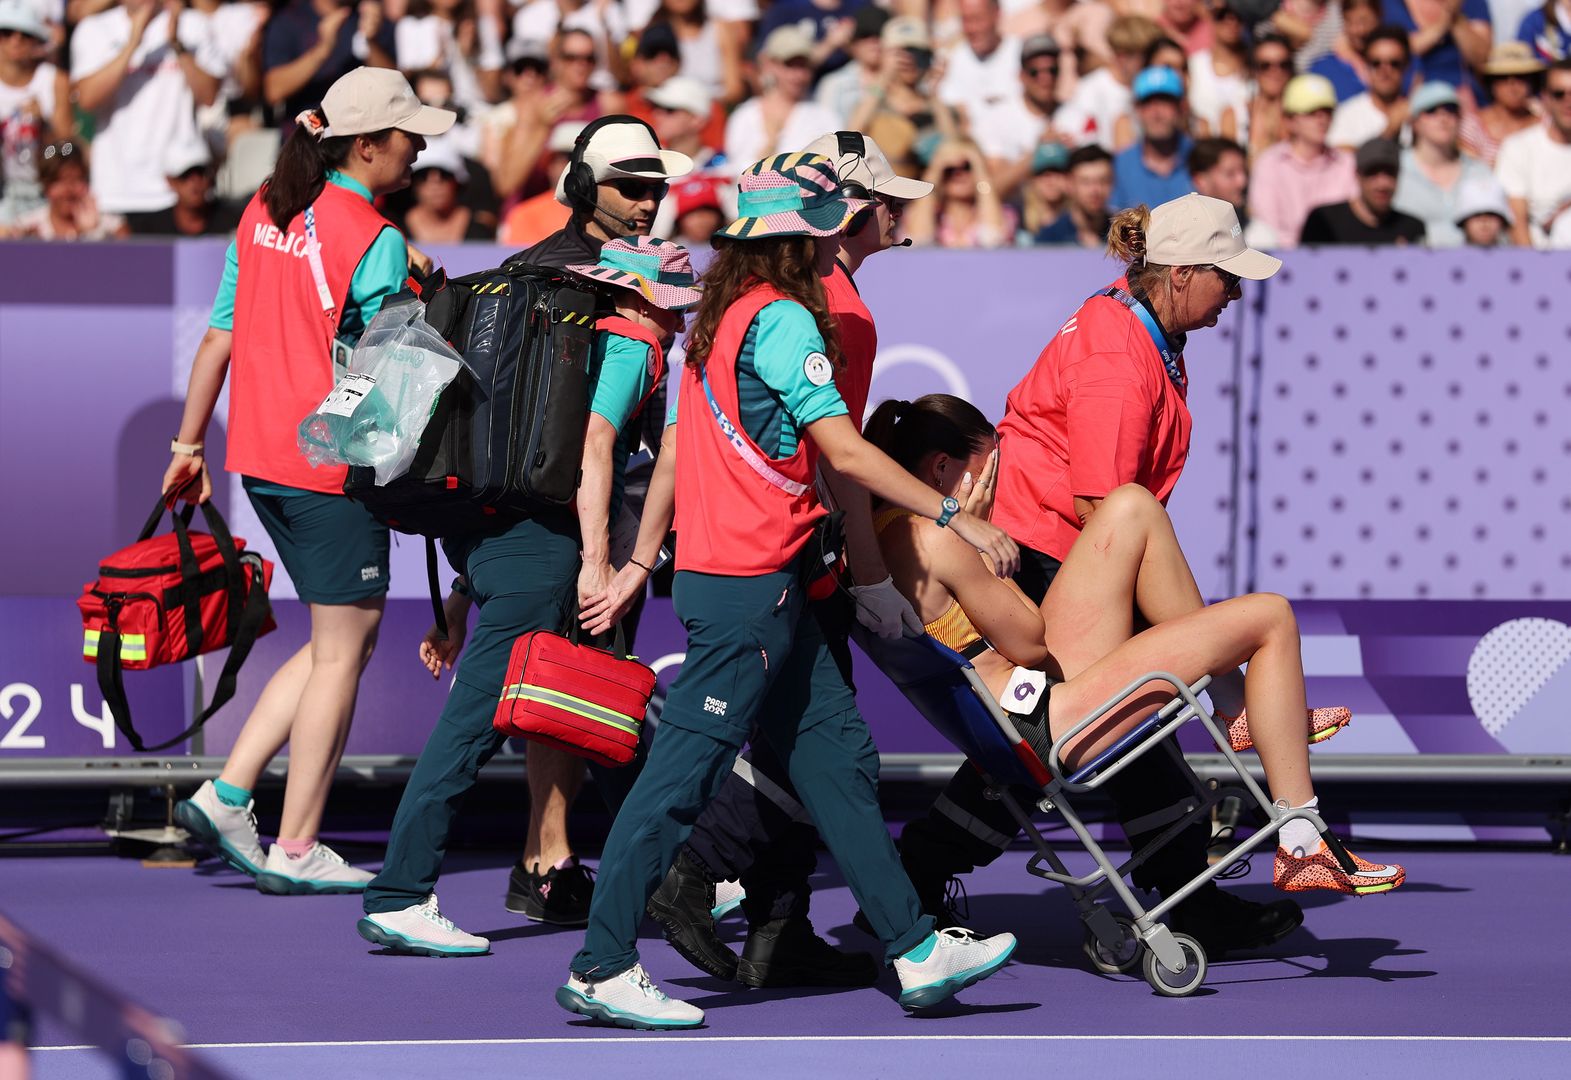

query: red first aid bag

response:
[492,627,656,767]
[77,492,276,752]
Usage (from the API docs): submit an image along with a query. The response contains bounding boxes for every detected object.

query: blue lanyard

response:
[1096,287,1185,391]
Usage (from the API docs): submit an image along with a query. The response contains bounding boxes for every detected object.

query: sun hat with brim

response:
[553,117,694,205]
[716,153,874,240]
[0,0,49,40]
[1147,192,1281,281]
[1453,178,1513,226]
[1484,42,1546,78]
[412,139,469,183]
[318,67,455,138]
[566,237,702,311]
[1410,81,1460,116]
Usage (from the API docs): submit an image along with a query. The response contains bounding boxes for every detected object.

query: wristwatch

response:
[935,496,960,528]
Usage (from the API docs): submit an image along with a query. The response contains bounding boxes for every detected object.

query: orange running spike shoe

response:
[1274,844,1406,895]
[1221,706,1352,753]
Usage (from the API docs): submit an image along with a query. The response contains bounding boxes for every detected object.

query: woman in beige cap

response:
[164,67,454,897]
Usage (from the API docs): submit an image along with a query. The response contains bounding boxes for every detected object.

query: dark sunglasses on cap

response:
[609,177,669,201]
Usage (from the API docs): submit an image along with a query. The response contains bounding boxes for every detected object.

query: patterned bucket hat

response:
[715,152,874,241]
[566,236,703,310]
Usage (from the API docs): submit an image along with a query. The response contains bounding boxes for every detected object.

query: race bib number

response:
[803,351,833,387]
[1001,666,1049,717]
[319,372,376,418]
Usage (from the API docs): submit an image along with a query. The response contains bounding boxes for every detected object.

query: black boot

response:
[1168,884,1303,957]
[647,851,739,981]
[736,917,880,988]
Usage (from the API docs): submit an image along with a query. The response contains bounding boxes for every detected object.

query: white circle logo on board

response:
[1466,618,1571,752]
[803,351,833,387]
[866,344,974,404]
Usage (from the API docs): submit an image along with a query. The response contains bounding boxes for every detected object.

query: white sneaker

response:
[556,964,704,1030]
[711,879,746,920]
[894,927,1018,1010]
[255,842,374,895]
[174,780,264,876]
[357,894,490,957]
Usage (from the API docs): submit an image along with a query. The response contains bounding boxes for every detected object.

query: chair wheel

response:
[1083,914,1141,975]
[1142,932,1207,997]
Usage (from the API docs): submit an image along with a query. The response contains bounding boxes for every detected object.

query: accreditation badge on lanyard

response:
[303,205,354,377]
[1096,287,1185,392]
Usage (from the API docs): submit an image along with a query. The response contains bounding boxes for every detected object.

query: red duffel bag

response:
[493,626,656,767]
[77,491,276,752]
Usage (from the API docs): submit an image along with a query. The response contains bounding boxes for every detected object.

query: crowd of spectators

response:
[2,0,1569,247]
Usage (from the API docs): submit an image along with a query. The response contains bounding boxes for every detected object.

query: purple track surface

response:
[6,845,1569,1078]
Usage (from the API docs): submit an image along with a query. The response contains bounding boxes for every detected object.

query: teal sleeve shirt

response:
[663,300,848,459]
[590,331,658,519]
[208,172,406,339]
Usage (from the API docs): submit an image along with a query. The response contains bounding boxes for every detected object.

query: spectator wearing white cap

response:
[723,25,839,172]
[1453,174,1513,245]
[939,0,1025,127]
[497,118,579,245]
[1496,58,1571,246]
[126,136,244,235]
[399,136,493,241]
[1393,80,1493,246]
[0,0,70,227]
[646,75,735,238]
[1248,74,1358,246]
[1327,25,1412,150]
[970,33,1066,199]
[70,0,225,219]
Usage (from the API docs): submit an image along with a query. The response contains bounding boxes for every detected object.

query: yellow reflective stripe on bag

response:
[500,682,641,735]
[83,629,147,662]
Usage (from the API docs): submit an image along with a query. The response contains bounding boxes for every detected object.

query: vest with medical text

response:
[227,183,392,493]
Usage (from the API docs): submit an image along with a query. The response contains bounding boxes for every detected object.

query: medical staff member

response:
[557,154,1019,1031]
[165,68,453,896]
[899,194,1338,958]
[357,237,698,956]
[649,132,944,991]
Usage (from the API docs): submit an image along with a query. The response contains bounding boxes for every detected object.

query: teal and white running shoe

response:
[894,927,1017,1010]
[174,780,264,876]
[256,842,373,895]
[556,964,704,1030]
[712,879,745,920]
[357,894,491,957]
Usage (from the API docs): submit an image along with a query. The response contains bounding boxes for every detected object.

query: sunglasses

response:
[558,51,596,64]
[609,177,668,201]
[1547,88,1571,100]
[1254,58,1292,71]
[942,163,973,180]
[1422,103,1461,116]
[1367,57,1406,70]
[1204,265,1241,292]
[1024,63,1059,78]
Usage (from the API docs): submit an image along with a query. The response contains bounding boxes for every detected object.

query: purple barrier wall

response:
[1,242,1566,765]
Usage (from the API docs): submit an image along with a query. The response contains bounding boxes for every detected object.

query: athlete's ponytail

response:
[864,395,994,477]
[263,107,391,229]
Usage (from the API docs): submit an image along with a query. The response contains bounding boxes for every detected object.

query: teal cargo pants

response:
[571,565,934,978]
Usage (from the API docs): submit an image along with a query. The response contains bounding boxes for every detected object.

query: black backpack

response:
[343,256,608,636]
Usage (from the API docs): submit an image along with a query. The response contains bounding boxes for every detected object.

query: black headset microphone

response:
[835,130,913,248]
[564,115,663,235]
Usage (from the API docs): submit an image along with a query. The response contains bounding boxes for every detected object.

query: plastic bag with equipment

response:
[297,298,468,484]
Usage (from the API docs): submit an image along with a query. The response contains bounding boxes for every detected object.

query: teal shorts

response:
[244,479,391,605]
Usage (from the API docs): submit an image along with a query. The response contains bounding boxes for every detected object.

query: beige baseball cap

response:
[760,25,816,62]
[1147,193,1281,280]
[800,130,932,201]
[321,68,456,138]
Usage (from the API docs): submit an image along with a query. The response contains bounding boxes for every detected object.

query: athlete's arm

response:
[926,524,1049,668]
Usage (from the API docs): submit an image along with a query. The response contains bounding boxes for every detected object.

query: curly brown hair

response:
[686,234,842,371]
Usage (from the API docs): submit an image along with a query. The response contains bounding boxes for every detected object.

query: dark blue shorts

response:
[245,480,390,605]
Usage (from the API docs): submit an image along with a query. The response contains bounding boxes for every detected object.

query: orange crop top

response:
[873,509,986,654]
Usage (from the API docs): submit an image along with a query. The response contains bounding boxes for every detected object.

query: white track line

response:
[33,1035,1571,1051]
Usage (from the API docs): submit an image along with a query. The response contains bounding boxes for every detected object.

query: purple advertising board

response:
[1,242,1566,768]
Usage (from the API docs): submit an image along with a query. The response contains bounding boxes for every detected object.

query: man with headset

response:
[426,116,694,931]
[646,131,938,989]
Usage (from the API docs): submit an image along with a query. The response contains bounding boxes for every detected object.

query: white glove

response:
[849,576,924,640]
